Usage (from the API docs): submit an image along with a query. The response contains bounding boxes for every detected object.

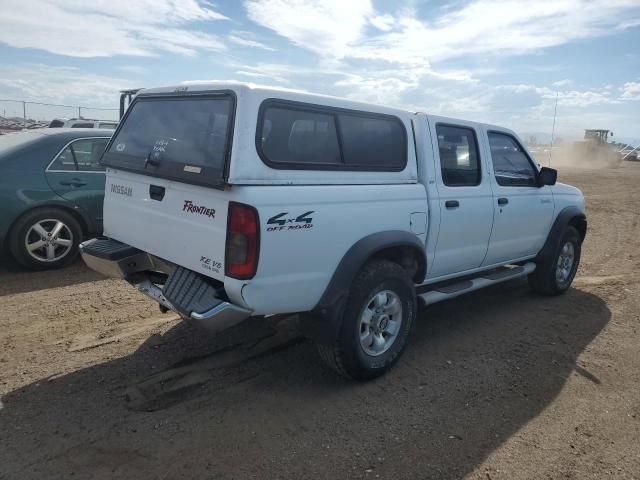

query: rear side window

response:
[49,138,109,172]
[488,132,537,187]
[339,114,405,168]
[73,138,109,171]
[102,94,234,188]
[258,101,406,171]
[71,123,95,128]
[49,146,76,171]
[436,125,481,187]
[261,107,341,165]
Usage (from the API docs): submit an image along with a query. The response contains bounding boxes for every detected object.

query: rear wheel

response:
[9,208,83,270]
[529,226,581,295]
[317,260,416,380]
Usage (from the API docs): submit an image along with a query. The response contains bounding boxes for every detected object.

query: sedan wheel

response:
[9,208,83,270]
[25,219,74,263]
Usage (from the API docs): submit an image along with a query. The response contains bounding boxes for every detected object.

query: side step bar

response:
[418,262,536,306]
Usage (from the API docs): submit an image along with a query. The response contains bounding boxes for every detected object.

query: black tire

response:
[528,226,581,295]
[9,208,83,270]
[317,260,416,380]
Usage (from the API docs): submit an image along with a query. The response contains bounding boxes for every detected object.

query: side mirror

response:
[538,166,557,187]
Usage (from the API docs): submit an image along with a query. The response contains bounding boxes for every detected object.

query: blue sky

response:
[0,0,638,142]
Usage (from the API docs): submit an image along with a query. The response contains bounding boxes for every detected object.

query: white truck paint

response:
[82,82,587,380]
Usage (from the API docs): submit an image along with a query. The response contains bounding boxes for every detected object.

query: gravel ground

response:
[0,164,639,479]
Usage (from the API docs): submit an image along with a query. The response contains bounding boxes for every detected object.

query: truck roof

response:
[138,81,414,119]
[137,81,515,138]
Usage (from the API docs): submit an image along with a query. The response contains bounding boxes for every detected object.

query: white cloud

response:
[0,0,228,58]
[244,0,373,58]
[552,79,572,88]
[369,14,395,32]
[620,82,640,100]
[116,65,147,75]
[227,31,275,51]
[245,0,640,66]
[0,64,132,108]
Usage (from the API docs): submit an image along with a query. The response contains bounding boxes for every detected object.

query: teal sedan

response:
[0,129,112,269]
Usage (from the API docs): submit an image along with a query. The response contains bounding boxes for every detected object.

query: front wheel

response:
[317,260,416,380]
[529,226,582,295]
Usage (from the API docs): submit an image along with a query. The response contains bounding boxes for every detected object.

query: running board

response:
[418,262,536,306]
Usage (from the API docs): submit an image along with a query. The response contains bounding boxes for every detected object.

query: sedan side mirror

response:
[538,166,557,187]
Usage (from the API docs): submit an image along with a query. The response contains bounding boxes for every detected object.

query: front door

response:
[483,130,554,265]
[427,121,494,278]
[45,137,109,230]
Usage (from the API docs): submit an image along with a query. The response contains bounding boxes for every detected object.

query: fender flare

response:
[536,206,587,264]
[302,230,426,344]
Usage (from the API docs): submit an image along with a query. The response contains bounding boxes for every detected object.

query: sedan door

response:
[45,137,109,231]
[482,130,554,266]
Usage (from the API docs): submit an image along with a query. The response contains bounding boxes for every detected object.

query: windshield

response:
[102,94,234,187]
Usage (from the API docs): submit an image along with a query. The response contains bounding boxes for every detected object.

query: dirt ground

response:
[1,164,639,480]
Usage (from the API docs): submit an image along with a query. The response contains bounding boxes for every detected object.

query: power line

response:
[0,99,117,111]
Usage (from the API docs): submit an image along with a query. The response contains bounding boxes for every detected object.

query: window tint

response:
[339,114,405,168]
[73,138,108,171]
[105,96,233,176]
[49,138,108,172]
[488,132,537,187]
[49,145,77,171]
[261,107,341,165]
[436,125,481,187]
[258,103,406,170]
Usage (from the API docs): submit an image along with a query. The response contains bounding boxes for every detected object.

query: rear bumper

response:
[80,238,251,332]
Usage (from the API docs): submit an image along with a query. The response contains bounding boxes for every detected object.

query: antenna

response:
[548,91,558,167]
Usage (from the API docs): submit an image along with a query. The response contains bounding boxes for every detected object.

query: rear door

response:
[100,92,235,281]
[45,137,109,229]
[482,130,554,265]
[427,120,494,277]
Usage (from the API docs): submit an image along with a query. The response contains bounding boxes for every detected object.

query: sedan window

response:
[49,138,109,172]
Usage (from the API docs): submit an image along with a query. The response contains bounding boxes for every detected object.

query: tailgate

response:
[103,169,228,280]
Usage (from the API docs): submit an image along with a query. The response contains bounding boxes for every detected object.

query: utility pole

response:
[548,91,559,167]
[78,106,82,119]
[22,101,26,127]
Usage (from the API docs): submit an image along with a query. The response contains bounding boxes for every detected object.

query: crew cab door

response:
[482,130,554,265]
[426,120,494,277]
[45,137,109,229]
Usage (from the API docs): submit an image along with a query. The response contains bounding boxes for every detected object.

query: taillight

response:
[225,202,259,279]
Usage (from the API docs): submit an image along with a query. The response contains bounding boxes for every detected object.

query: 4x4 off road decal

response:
[183,200,216,220]
[267,211,314,232]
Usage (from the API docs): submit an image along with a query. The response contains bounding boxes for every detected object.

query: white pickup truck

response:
[80,82,587,380]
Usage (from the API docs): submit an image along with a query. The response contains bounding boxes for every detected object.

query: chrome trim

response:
[79,239,175,279]
[189,302,252,333]
[80,239,251,333]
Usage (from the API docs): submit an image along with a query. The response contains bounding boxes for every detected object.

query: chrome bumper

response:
[80,238,252,332]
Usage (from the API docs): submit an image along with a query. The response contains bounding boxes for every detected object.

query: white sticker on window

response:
[184,165,202,174]
[116,143,126,152]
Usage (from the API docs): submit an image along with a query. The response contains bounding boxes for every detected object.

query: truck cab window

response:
[488,132,537,187]
[436,125,481,187]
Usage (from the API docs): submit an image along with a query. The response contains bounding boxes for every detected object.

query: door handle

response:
[60,179,86,187]
[497,197,509,206]
[445,200,460,209]
[149,184,165,201]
